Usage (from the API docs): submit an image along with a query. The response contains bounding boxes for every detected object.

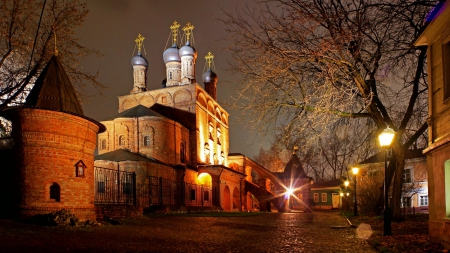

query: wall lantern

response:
[75,160,86,177]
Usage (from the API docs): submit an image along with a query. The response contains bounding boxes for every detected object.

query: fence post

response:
[117,166,120,204]
[132,172,136,206]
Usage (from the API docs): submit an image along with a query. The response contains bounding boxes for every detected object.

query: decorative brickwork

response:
[8,108,101,221]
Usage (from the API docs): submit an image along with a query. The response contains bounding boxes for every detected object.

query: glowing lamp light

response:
[344,180,349,187]
[352,167,359,175]
[285,188,294,196]
[378,126,395,147]
[340,192,344,197]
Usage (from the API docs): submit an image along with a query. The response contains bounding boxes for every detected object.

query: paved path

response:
[0,211,377,252]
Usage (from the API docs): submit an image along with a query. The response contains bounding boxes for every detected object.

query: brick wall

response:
[8,108,100,221]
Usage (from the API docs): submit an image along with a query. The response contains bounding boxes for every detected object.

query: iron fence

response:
[94,166,136,205]
[140,176,214,209]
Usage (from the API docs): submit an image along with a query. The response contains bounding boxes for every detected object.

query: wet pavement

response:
[0,210,377,252]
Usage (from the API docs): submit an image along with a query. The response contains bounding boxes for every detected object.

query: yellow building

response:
[415,0,450,248]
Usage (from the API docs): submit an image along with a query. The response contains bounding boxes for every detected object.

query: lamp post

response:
[344,180,349,211]
[378,126,395,236]
[352,167,359,216]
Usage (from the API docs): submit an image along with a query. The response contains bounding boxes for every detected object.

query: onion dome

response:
[131,52,148,67]
[202,68,218,84]
[179,41,197,59]
[163,44,180,64]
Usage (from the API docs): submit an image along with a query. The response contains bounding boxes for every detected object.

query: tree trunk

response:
[391,146,406,220]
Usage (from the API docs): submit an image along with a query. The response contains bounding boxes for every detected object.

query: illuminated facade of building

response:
[94,23,247,212]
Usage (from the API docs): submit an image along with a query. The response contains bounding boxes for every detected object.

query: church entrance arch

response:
[198,173,212,205]
[222,185,231,211]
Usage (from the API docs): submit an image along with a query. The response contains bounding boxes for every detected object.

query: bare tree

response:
[0,0,105,133]
[222,0,433,218]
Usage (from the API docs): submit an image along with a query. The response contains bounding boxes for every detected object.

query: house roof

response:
[358,149,425,165]
[311,178,344,188]
[25,55,84,116]
[103,104,164,121]
[95,148,166,165]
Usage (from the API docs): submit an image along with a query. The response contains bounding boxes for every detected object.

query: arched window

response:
[101,139,106,150]
[143,136,151,146]
[119,135,125,146]
[208,122,214,140]
[50,183,60,202]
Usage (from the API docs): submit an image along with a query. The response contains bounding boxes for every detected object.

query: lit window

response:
[75,160,86,177]
[314,193,319,202]
[143,136,151,146]
[100,139,106,150]
[403,167,412,183]
[321,193,327,202]
[119,135,125,146]
[420,196,428,206]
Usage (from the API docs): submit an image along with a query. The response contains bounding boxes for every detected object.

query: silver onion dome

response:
[202,68,218,84]
[163,44,181,64]
[131,52,148,67]
[179,41,197,59]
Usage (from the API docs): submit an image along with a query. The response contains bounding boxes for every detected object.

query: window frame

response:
[321,193,327,203]
[420,195,428,206]
[313,193,319,202]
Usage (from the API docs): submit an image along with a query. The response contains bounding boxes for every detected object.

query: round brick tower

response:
[2,54,105,221]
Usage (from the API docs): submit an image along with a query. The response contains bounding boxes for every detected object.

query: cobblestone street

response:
[0,211,376,253]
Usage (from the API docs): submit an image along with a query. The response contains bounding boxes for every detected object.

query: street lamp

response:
[378,126,395,236]
[344,180,349,211]
[352,167,359,216]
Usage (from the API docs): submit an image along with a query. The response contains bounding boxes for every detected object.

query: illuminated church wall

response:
[98,116,189,166]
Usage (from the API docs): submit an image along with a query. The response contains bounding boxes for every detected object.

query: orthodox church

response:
[93,22,314,214]
[0,21,312,220]
[94,22,248,212]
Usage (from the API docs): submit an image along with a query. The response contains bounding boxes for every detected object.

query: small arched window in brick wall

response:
[50,183,60,202]
[141,125,155,147]
[143,136,151,146]
[101,139,107,150]
[119,135,126,146]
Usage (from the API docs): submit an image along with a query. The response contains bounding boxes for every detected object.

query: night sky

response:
[75,0,269,158]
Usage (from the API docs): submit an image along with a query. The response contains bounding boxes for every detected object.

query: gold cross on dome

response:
[135,34,145,53]
[205,52,214,68]
[183,22,194,42]
[170,21,180,44]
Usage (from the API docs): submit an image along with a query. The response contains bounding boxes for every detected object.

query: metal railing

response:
[94,166,136,205]
[140,176,215,209]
